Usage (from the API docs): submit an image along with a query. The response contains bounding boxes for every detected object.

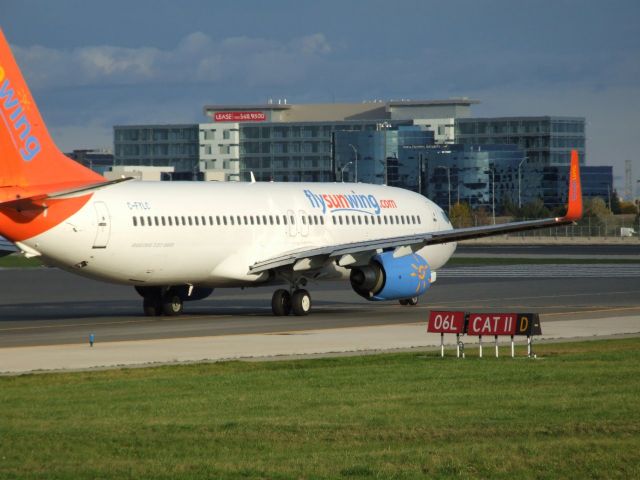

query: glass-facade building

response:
[420,144,529,212]
[455,116,585,166]
[238,120,413,182]
[333,126,435,188]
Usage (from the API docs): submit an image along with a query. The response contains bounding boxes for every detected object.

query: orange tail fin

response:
[564,149,583,221]
[0,29,103,200]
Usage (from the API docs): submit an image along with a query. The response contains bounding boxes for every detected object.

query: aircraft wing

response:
[249,150,583,274]
[0,236,18,257]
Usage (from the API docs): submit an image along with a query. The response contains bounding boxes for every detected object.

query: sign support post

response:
[495,335,499,358]
[440,333,444,358]
[510,335,515,358]
[479,335,483,358]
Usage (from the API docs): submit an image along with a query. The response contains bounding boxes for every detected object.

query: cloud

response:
[13,32,333,89]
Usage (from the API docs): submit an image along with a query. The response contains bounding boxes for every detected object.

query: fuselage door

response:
[93,201,111,248]
[286,209,297,237]
[298,210,309,237]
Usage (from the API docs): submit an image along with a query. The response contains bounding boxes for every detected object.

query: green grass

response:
[1,339,639,479]
[447,256,640,266]
[0,254,41,268]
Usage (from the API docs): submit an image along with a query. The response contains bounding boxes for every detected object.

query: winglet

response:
[562,149,583,222]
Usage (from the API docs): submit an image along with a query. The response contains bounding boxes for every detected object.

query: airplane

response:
[0,29,583,317]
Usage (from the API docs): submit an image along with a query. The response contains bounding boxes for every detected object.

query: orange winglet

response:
[563,149,583,221]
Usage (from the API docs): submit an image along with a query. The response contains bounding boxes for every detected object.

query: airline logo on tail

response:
[0,64,41,161]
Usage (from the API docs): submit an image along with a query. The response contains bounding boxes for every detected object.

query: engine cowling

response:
[349,252,431,301]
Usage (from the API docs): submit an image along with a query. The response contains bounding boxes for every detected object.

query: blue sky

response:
[3,0,639,190]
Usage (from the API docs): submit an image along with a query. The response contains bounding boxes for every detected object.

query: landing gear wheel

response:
[272,289,292,316]
[143,297,162,316]
[291,289,312,316]
[399,297,419,306]
[162,294,184,316]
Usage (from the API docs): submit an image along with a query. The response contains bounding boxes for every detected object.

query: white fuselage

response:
[21,181,456,288]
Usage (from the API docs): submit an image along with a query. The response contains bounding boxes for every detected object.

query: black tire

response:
[271,289,291,316]
[407,297,419,306]
[291,289,312,316]
[143,297,162,316]
[398,299,409,306]
[162,294,184,316]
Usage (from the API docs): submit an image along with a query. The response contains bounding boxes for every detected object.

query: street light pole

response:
[348,144,358,182]
[340,161,352,183]
[436,165,451,215]
[418,153,423,195]
[517,157,526,208]
[490,166,496,225]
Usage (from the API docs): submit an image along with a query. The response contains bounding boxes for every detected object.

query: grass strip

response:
[1,338,639,479]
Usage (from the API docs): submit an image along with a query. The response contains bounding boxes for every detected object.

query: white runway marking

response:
[439,264,640,278]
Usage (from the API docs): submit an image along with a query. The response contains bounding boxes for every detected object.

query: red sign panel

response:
[467,313,517,336]
[213,111,267,122]
[427,311,466,334]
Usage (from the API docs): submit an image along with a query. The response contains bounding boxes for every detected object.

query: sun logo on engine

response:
[410,255,429,293]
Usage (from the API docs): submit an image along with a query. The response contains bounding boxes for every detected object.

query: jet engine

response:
[349,251,431,301]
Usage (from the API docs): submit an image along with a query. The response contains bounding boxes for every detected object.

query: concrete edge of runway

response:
[1,315,639,376]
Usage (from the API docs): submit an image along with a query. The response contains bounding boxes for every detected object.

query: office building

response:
[455,116,585,166]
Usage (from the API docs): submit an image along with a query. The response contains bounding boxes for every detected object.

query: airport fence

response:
[472,214,640,238]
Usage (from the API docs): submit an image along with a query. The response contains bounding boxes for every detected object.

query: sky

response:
[2,0,639,192]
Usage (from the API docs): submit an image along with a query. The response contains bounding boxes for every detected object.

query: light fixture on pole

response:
[348,144,358,182]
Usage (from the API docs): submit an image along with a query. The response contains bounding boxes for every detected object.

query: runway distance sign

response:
[467,313,517,336]
[427,311,466,334]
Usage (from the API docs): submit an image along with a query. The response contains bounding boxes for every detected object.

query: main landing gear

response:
[271,288,312,316]
[399,297,419,306]
[137,287,184,317]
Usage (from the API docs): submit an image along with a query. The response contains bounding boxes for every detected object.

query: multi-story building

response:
[65,149,114,176]
[205,99,476,181]
[455,116,586,166]
[333,126,435,188]
[113,123,240,181]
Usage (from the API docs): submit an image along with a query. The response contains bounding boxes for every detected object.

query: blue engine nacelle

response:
[349,252,431,301]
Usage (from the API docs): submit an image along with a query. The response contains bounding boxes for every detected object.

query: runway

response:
[1,252,639,348]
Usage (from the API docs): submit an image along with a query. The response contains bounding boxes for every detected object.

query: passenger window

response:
[194,216,199,226]
[161,216,166,226]
[250,216,254,225]
[302,216,306,225]
[147,216,152,226]
[237,215,242,225]
[188,216,193,226]
[256,216,261,225]
[339,216,343,225]
[390,216,394,225]
[276,216,280,225]
[269,215,274,225]
[230,216,234,225]
[202,216,206,225]
[282,216,287,225]
[290,215,295,224]
[209,216,214,225]
[168,217,173,226]
[133,217,138,226]
[332,216,336,225]
[223,216,227,225]
[262,215,267,224]
[181,216,186,226]
[320,217,324,225]
[358,216,362,225]
[140,217,145,226]
[244,216,248,225]
[377,216,382,224]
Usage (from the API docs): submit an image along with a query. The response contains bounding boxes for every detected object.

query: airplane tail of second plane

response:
[0,28,104,203]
